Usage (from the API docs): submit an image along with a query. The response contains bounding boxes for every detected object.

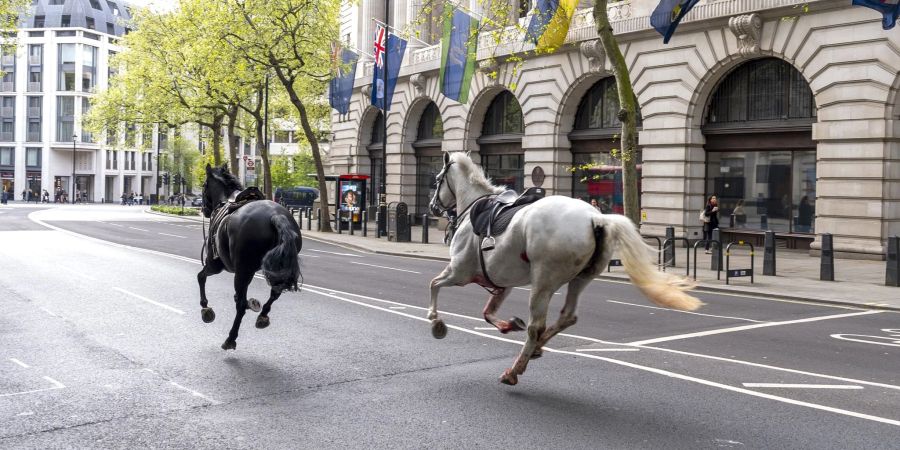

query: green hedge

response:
[150,205,200,216]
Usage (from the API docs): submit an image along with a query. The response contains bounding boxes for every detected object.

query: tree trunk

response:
[594,0,639,225]
[254,90,273,199]
[210,113,224,168]
[225,105,240,177]
[272,67,333,233]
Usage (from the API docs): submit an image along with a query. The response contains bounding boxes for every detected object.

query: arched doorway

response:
[568,77,641,214]
[703,58,816,247]
[478,91,523,191]
[367,111,384,211]
[413,102,444,217]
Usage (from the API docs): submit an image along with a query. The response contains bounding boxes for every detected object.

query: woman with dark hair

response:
[702,195,719,253]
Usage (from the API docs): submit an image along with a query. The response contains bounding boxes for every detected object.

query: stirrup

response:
[481,236,496,251]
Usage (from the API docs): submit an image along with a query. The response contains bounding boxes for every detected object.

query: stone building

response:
[330,0,900,259]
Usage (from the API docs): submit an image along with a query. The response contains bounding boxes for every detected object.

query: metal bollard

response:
[349,213,355,235]
[336,211,342,234]
[665,226,675,267]
[820,233,834,281]
[307,208,312,231]
[375,211,381,238]
[711,228,722,271]
[316,208,321,231]
[760,214,768,230]
[422,214,429,244]
[886,236,899,287]
[362,211,368,237]
[763,230,776,276]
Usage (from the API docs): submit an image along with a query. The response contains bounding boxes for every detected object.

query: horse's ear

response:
[205,163,212,174]
[220,163,228,172]
[443,152,450,166]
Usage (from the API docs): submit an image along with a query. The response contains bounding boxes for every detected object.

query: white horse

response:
[428,152,701,385]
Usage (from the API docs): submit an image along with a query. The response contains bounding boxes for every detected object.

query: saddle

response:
[470,187,546,251]
[207,187,267,260]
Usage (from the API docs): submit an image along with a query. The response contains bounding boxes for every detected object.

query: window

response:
[1,96,14,118]
[0,97,13,142]
[106,150,117,169]
[86,17,95,30]
[273,130,290,143]
[0,147,12,166]
[27,97,41,142]
[481,91,523,136]
[106,22,114,35]
[33,15,45,27]
[27,119,41,142]
[26,148,41,168]
[573,77,643,131]
[61,15,71,27]
[158,126,168,150]
[518,0,530,19]
[81,98,92,143]
[707,58,815,126]
[49,0,65,4]
[125,123,135,147]
[1,49,14,92]
[55,30,76,37]
[28,45,42,92]
[481,154,524,191]
[107,1,120,16]
[82,45,97,92]
[57,96,75,141]
[89,0,102,10]
[416,103,444,141]
[28,31,44,37]
[28,44,42,65]
[58,44,76,91]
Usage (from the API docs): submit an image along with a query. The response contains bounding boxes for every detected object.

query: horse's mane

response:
[450,152,505,194]
[212,167,244,193]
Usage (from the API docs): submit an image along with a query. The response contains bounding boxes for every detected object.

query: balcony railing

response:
[0,82,14,92]
[28,55,41,65]
[27,82,41,92]
[0,131,13,142]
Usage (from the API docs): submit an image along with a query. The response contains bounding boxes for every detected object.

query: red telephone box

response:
[336,174,369,229]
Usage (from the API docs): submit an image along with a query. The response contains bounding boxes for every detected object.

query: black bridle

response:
[431,161,456,215]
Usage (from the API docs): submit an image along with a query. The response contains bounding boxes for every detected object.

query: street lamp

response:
[72,134,77,204]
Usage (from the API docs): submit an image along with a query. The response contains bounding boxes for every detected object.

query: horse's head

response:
[430,152,457,216]
[202,163,241,217]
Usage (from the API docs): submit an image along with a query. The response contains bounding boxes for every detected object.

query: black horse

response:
[199,163,302,350]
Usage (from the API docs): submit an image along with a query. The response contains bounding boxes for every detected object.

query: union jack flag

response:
[373,24,386,67]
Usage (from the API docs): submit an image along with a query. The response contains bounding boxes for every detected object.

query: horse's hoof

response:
[221,340,236,350]
[531,348,543,359]
[248,298,261,312]
[201,307,215,323]
[509,317,526,332]
[499,369,518,386]
[431,319,448,339]
[256,315,270,329]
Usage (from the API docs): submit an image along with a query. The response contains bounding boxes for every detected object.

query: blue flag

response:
[651,0,701,44]
[852,0,900,29]
[440,7,478,103]
[329,48,359,115]
[372,31,407,111]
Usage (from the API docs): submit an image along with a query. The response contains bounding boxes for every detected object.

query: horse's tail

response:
[596,214,702,312]
[262,214,302,292]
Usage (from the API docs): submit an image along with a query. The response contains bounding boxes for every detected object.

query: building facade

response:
[331,0,900,258]
[0,0,170,204]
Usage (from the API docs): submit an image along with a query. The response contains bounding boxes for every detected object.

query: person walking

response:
[702,195,719,253]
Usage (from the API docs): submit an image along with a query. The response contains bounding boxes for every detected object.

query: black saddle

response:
[470,187,546,247]
[208,187,267,260]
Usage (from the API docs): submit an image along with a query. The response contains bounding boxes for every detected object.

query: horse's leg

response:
[482,288,525,333]
[222,270,253,350]
[500,287,553,386]
[428,265,461,339]
[255,288,282,329]
[531,275,592,359]
[197,258,224,323]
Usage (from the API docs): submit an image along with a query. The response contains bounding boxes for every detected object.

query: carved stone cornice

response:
[579,39,606,72]
[728,13,762,57]
[410,73,427,97]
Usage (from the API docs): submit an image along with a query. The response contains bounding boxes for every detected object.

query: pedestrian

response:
[42,189,49,203]
[590,198,601,211]
[701,195,719,254]
[120,193,126,205]
[21,189,26,201]
[733,199,746,227]
[797,196,813,233]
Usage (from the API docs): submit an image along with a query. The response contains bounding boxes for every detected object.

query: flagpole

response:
[378,3,389,238]
[371,18,431,47]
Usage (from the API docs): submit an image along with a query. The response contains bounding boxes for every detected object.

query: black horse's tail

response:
[262,214,301,292]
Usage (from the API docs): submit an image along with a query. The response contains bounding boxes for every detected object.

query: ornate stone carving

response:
[361,84,372,101]
[728,13,762,57]
[579,39,606,72]
[410,73,427,97]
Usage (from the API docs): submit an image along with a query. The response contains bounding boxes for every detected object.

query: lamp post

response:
[71,134,77,204]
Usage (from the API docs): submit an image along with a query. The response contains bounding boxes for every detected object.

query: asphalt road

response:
[1,204,898,448]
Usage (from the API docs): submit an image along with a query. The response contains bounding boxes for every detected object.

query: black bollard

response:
[729,214,736,228]
[306,208,312,231]
[349,213,355,235]
[760,214,768,230]
[763,230,776,276]
[337,211,342,234]
[711,228,722,271]
[375,211,381,238]
[316,208,321,231]
[665,226,675,267]
[886,236,899,287]
[362,211,368,237]
[422,214,429,244]
[820,233,834,281]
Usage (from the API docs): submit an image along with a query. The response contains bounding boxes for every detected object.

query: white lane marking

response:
[113,287,185,315]
[831,334,900,348]
[168,380,221,405]
[16,411,34,416]
[9,358,30,368]
[128,226,150,232]
[42,376,65,389]
[389,306,406,310]
[349,261,420,274]
[300,286,900,428]
[57,265,97,281]
[576,348,640,352]
[308,248,363,257]
[607,300,765,323]
[38,306,59,317]
[158,232,186,239]
[513,287,561,295]
[627,310,882,346]
[742,383,863,390]
[105,222,124,228]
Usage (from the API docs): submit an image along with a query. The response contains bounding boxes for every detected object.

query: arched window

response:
[569,77,641,214]
[703,58,817,237]
[367,111,384,209]
[414,103,444,217]
[478,91,524,192]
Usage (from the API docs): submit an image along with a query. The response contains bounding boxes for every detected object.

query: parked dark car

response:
[191,196,203,207]
[274,187,318,209]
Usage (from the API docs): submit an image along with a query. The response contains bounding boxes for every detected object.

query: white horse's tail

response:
[596,214,703,312]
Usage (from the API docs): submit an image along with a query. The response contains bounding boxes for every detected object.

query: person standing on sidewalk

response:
[702,195,719,253]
